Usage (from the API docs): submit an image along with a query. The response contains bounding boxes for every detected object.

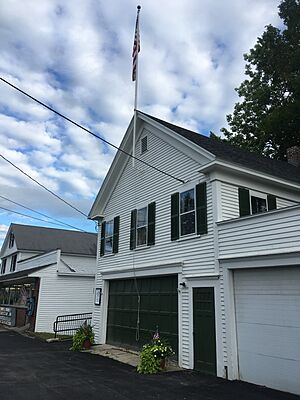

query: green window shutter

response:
[196,182,207,235]
[112,216,120,253]
[267,194,277,211]
[130,209,137,250]
[171,192,179,241]
[147,202,156,246]
[100,221,106,257]
[238,188,250,216]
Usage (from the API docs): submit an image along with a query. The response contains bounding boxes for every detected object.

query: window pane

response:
[251,196,267,214]
[180,211,195,236]
[137,227,147,246]
[137,207,147,227]
[105,220,114,237]
[105,237,113,254]
[180,189,195,213]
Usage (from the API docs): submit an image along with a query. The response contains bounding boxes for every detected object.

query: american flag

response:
[132,6,141,82]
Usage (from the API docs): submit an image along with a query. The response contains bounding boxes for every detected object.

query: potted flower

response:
[137,330,174,374]
[71,322,95,351]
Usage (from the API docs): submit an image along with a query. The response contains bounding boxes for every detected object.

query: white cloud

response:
[0,0,281,231]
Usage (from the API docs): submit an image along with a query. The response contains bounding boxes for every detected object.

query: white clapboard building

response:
[89,111,300,395]
[0,224,97,333]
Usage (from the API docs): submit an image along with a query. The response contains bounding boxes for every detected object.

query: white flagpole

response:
[132,5,141,168]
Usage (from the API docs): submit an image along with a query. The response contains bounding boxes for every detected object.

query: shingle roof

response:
[143,113,300,185]
[7,224,97,256]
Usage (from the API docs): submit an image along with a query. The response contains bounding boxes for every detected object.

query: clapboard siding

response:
[34,264,94,333]
[220,182,298,222]
[219,264,228,367]
[181,289,191,368]
[277,197,296,208]
[218,205,300,258]
[220,183,239,221]
[100,129,215,277]
[92,229,103,343]
[93,128,216,364]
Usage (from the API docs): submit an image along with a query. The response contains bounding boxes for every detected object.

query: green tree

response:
[221,0,300,160]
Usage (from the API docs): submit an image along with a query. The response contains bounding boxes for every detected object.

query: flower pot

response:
[83,339,91,350]
[160,358,166,370]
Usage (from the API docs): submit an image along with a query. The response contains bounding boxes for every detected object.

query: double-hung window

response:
[100,216,120,257]
[180,189,196,236]
[136,207,148,246]
[1,259,7,274]
[130,202,156,249]
[171,182,207,240]
[10,254,17,272]
[239,188,276,217]
[9,233,14,248]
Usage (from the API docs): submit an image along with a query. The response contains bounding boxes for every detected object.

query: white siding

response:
[218,205,300,259]
[220,181,299,222]
[220,183,239,221]
[219,264,228,367]
[181,288,190,368]
[277,197,296,209]
[100,129,215,277]
[92,229,103,343]
[93,128,216,366]
[33,264,94,333]
[60,255,96,274]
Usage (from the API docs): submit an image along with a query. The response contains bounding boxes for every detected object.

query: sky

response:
[0,0,281,244]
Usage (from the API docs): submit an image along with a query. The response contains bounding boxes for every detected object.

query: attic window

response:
[9,233,14,248]
[141,136,147,154]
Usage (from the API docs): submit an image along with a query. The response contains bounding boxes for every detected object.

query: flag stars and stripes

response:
[132,5,141,82]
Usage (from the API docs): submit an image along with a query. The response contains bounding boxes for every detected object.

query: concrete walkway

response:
[0,330,298,400]
[87,344,182,371]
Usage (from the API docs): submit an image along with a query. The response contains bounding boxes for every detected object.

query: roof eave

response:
[199,159,300,190]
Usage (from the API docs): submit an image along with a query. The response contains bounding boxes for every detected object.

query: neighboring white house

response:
[89,111,300,395]
[0,224,97,333]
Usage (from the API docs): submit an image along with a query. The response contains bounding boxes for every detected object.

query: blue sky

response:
[0,0,280,243]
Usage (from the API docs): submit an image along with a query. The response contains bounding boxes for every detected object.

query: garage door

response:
[234,267,300,395]
[107,275,178,352]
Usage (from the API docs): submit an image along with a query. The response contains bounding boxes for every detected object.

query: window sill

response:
[133,245,152,251]
[102,253,116,258]
[175,234,201,242]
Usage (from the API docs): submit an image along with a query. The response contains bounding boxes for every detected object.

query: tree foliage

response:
[222,0,300,160]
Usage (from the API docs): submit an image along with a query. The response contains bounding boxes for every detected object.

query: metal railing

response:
[53,312,92,338]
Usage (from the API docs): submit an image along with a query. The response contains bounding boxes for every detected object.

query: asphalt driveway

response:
[0,330,298,400]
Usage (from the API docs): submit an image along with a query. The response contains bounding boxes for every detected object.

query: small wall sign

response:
[94,288,102,305]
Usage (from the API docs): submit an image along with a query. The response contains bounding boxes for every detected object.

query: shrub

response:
[137,334,174,374]
[71,322,94,351]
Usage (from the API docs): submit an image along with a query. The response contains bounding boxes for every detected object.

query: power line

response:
[0,154,87,217]
[0,77,185,184]
[0,205,87,229]
[0,194,86,232]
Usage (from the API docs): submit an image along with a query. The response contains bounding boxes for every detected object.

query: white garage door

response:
[234,267,300,395]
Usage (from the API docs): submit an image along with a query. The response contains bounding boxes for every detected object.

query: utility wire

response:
[0,77,185,184]
[0,154,87,217]
[0,205,86,229]
[0,194,86,232]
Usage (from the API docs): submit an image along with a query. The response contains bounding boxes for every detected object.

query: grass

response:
[27,331,72,341]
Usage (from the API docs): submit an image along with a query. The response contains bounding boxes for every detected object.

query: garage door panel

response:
[107,275,178,352]
[237,323,300,360]
[236,295,300,326]
[239,352,300,391]
[234,267,300,395]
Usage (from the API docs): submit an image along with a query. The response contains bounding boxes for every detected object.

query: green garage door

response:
[107,275,178,352]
